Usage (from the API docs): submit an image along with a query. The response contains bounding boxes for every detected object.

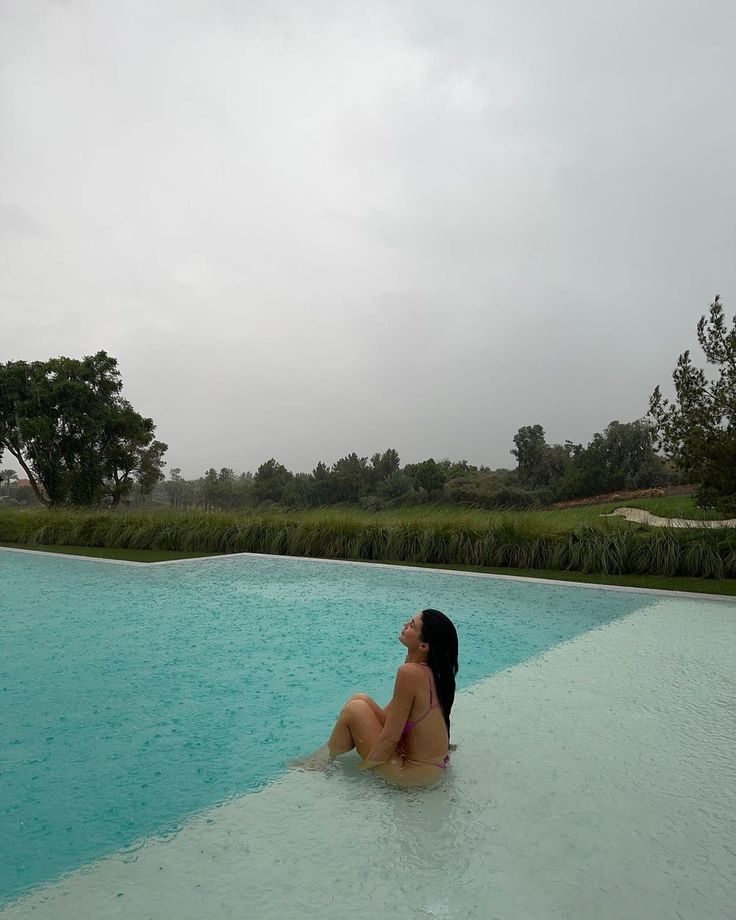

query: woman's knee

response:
[341,698,371,720]
[347,693,372,705]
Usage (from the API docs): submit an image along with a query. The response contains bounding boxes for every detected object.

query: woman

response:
[326,608,459,788]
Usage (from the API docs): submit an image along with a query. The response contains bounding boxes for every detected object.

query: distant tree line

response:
[510,419,674,504]
[2,295,734,513]
[159,420,675,513]
[163,295,733,513]
[163,451,515,512]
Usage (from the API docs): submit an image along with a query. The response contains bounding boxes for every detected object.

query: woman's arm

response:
[360,665,416,770]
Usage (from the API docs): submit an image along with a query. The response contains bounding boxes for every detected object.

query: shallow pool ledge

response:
[4,597,734,920]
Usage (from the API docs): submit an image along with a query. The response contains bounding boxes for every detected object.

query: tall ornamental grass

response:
[1,509,735,578]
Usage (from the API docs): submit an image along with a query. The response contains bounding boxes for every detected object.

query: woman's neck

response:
[405,649,429,665]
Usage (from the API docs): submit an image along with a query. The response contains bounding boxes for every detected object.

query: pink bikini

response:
[400,663,450,770]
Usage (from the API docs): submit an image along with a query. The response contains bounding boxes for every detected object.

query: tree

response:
[549,420,668,501]
[331,453,369,502]
[282,472,313,508]
[0,351,167,507]
[404,458,447,496]
[252,458,293,504]
[649,295,736,510]
[602,419,667,490]
[437,459,478,478]
[106,426,167,508]
[306,460,336,505]
[201,468,221,510]
[369,449,401,486]
[165,468,186,508]
[1,469,18,497]
[376,469,413,501]
[511,425,572,488]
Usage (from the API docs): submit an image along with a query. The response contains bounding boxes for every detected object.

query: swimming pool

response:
[2,548,734,918]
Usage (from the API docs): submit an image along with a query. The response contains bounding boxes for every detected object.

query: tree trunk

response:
[4,445,50,507]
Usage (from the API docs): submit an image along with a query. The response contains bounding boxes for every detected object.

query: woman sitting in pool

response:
[301,608,458,787]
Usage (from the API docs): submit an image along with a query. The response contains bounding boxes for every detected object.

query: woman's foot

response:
[289,743,334,771]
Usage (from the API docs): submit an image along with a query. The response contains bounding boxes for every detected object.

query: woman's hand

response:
[360,664,418,768]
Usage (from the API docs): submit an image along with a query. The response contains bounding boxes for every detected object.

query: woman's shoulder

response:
[395,662,426,684]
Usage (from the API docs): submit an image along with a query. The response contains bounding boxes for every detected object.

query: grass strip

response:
[377,560,736,596]
[0,543,216,563]
[2,507,736,579]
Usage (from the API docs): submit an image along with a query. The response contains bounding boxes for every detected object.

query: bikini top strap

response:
[419,662,434,707]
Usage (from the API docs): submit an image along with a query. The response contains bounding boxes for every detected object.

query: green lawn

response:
[0,543,215,563]
[228,496,730,530]
[3,542,735,596]
[619,495,729,520]
[379,560,736,596]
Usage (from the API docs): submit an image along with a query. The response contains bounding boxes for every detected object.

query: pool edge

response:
[2,545,734,603]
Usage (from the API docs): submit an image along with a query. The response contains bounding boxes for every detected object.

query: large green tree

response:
[304,460,336,506]
[510,425,572,488]
[555,419,668,499]
[252,458,293,503]
[331,452,369,502]
[369,448,401,483]
[0,351,167,507]
[649,295,736,511]
[404,458,447,496]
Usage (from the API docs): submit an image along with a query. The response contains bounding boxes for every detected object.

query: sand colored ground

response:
[604,506,736,528]
[3,593,734,920]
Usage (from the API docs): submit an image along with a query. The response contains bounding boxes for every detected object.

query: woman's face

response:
[399,612,424,649]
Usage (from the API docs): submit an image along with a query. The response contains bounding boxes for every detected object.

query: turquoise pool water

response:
[1,549,655,906]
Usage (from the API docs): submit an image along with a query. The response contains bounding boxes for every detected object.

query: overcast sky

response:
[2,0,735,478]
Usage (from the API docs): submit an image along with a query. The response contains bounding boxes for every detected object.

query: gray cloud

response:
[2,0,735,477]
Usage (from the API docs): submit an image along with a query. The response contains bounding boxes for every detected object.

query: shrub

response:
[489,487,546,510]
[2,509,735,579]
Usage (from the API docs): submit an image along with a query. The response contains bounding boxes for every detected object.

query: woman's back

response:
[399,662,449,763]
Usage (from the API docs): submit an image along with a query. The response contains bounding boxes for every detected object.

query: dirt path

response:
[604,508,736,529]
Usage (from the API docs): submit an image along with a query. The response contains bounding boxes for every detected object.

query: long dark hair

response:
[420,608,459,738]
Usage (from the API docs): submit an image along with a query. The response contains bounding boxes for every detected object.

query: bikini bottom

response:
[397,747,450,771]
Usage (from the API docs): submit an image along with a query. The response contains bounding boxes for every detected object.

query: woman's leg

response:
[290,694,386,770]
[328,698,383,757]
[345,693,387,726]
